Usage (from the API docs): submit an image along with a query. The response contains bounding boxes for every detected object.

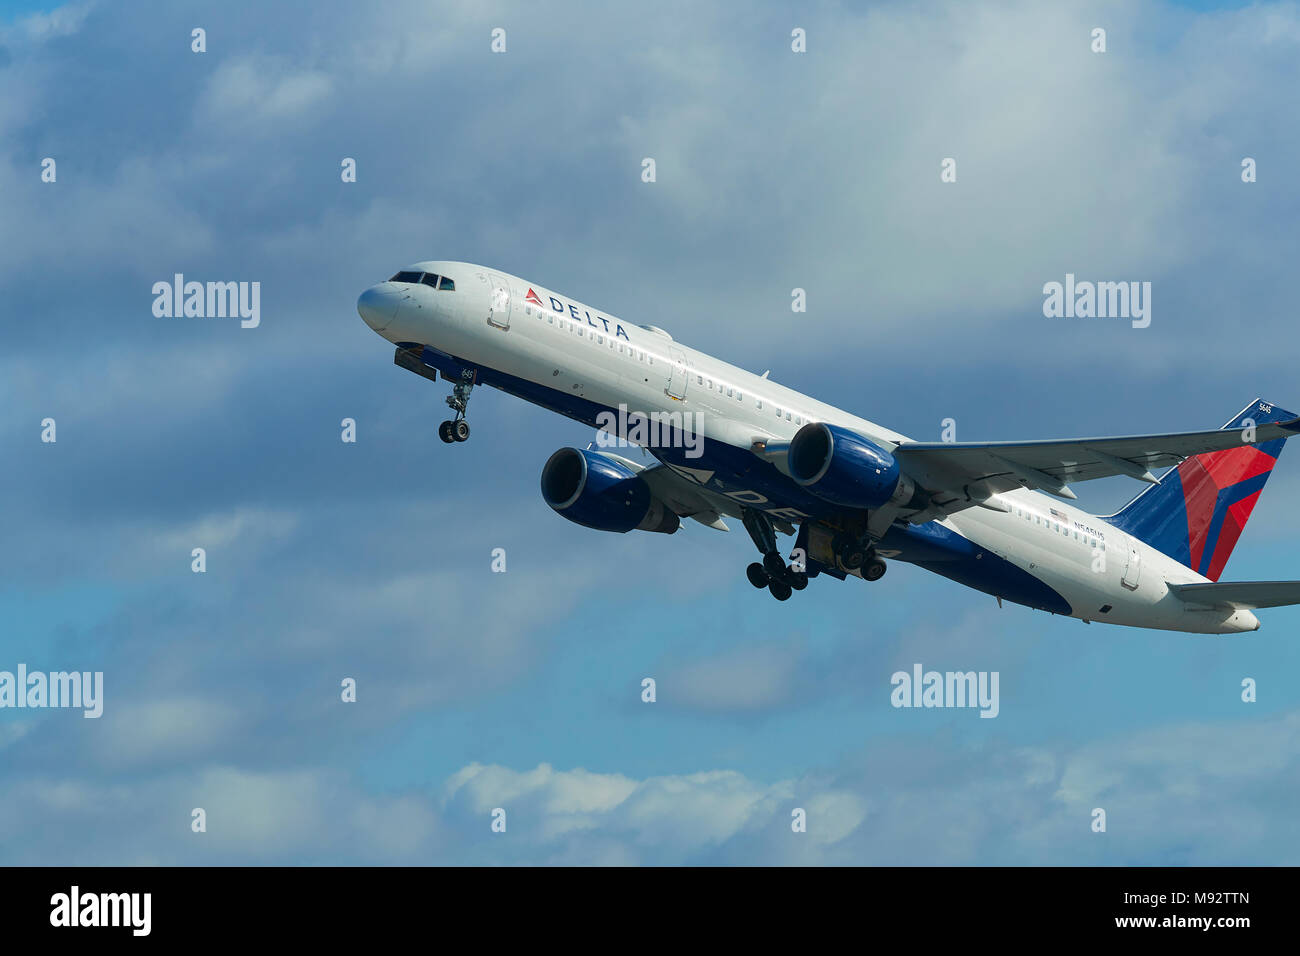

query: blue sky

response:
[2,0,1299,865]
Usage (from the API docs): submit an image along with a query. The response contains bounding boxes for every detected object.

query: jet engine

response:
[787,423,915,510]
[540,447,680,534]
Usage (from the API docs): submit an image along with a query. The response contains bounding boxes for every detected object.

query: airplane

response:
[358,261,1300,634]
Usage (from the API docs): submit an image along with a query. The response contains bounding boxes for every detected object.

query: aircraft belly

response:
[880,522,1073,615]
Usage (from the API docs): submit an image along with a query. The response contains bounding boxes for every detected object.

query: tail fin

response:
[1107,398,1295,581]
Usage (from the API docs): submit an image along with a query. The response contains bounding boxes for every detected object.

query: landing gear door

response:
[487,273,512,330]
[1120,534,1141,590]
[666,346,688,400]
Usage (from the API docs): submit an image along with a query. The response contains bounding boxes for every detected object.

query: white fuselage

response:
[359,261,1259,634]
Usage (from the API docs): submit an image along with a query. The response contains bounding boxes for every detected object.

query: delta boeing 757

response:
[358,261,1300,634]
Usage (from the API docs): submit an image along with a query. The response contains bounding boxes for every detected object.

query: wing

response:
[1169,580,1300,610]
[590,450,736,532]
[593,446,800,534]
[895,416,1300,520]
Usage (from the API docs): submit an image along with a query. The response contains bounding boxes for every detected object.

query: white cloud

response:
[4,708,1300,863]
[9,1,94,40]
[197,57,332,128]
[155,507,299,554]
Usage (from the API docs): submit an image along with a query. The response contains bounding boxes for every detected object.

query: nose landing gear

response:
[438,372,476,444]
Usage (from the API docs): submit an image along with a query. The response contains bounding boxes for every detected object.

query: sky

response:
[2,0,1299,865]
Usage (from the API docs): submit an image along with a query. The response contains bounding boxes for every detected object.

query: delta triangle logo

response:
[525,288,545,308]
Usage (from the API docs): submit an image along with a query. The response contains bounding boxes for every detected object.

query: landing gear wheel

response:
[746,563,769,589]
[862,557,887,582]
[763,552,787,579]
[832,532,867,571]
[789,573,809,591]
[768,579,792,601]
[438,421,455,443]
[453,419,470,442]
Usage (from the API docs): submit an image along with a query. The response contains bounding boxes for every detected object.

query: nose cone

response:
[357,284,402,331]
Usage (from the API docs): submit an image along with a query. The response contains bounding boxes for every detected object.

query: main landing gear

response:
[741,508,808,602]
[831,530,887,581]
[438,372,475,444]
[739,512,889,599]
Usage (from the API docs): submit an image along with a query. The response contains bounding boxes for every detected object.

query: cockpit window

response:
[388,270,455,290]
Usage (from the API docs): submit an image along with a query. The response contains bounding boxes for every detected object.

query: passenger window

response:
[737,392,743,402]
[726,386,733,397]
[795,415,802,425]
[776,408,783,418]
[697,375,703,385]
[757,400,763,410]
[786,411,792,421]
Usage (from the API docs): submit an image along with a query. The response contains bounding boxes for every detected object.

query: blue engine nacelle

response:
[540,447,680,534]
[787,423,913,510]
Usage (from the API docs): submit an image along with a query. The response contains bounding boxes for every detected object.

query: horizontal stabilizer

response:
[1169,580,1300,610]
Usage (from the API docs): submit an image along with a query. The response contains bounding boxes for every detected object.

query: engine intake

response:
[788,422,913,510]
[540,447,680,534]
